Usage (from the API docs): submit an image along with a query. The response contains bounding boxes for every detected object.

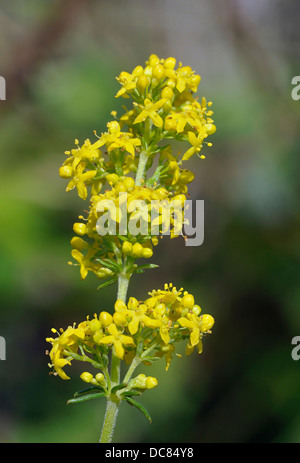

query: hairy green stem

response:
[99,398,120,443]
[99,273,131,443]
[123,356,141,383]
[135,150,148,186]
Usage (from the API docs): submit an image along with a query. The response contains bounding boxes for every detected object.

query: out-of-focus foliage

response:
[0,0,299,443]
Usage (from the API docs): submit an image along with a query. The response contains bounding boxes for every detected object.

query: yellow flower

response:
[66,163,97,200]
[99,324,135,359]
[95,121,141,157]
[46,326,85,379]
[70,248,98,279]
[115,71,137,98]
[134,98,167,128]
[177,313,214,354]
[64,139,101,170]
[182,129,208,161]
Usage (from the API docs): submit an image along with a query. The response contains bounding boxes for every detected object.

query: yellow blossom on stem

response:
[133,98,168,128]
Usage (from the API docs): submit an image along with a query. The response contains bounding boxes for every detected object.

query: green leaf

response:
[124,397,152,423]
[121,390,142,398]
[111,383,128,394]
[73,386,104,397]
[133,264,159,274]
[97,278,117,291]
[67,392,106,404]
[95,258,122,273]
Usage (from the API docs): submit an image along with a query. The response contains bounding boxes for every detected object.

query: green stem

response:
[123,356,141,383]
[99,273,131,443]
[117,273,130,302]
[99,398,120,443]
[135,150,148,186]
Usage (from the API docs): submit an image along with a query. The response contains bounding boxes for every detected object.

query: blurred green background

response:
[0,0,299,443]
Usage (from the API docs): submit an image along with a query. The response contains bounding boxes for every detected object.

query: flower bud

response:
[89,318,101,332]
[142,247,153,259]
[205,123,216,135]
[161,86,174,100]
[164,57,176,70]
[145,376,158,389]
[70,236,89,250]
[122,241,133,255]
[131,243,144,258]
[200,314,214,332]
[95,373,106,385]
[59,165,73,178]
[123,177,135,191]
[106,173,119,185]
[114,299,127,312]
[152,64,165,81]
[99,311,113,327]
[80,372,93,383]
[182,293,195,309]
[73,223,87,236]
[192,305,201,316]
[136,75,149,93]
[113,312,127,326]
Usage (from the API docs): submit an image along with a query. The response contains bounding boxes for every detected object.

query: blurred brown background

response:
[0,0,299,443]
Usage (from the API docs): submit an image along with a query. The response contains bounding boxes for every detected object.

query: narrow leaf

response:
[73,386,104,397]
[121,390,142,398]
[67,392,106,405]
[97,278,117,291]
[111,383,128,394]
[124,397,152,423]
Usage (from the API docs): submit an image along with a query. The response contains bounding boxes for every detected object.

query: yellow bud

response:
[89,318,101,332]
[144,65,153,77]
[145,377,158,389]
[123,177,135,191]
[152,236,159,246]
[192,305,201,316]
[70,236,89,250]
[132,65,144,77]
[143,247,153,259]
[179,170,195,184]
[93,331,103,344]
[59,165,73,178]
[205,123,216,135]
[114,299,127,312]
[99,311,113,327]
[149,54,160,67]
[122,241,133,255]
[163,101,172,113]
[200,314,214,332]
[161,86,174,100]
[95,373,105,385]
[131,243,144,258]
[106,173,119,185]
[127,297,139,310]
[80,372,93,383]
[182,293,195,309]
[136,75,149,93]
[152,64,165,81]
[190,74,201,89]
[113,312,128,326]
[166,78,176,89]
[132,373,147,388]
[73,222,87,236]
[164,57,176,70]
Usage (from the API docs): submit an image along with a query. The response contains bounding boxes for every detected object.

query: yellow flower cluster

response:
[57,54,216,285]
[48,55,216,434]
[46,283,214,384]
